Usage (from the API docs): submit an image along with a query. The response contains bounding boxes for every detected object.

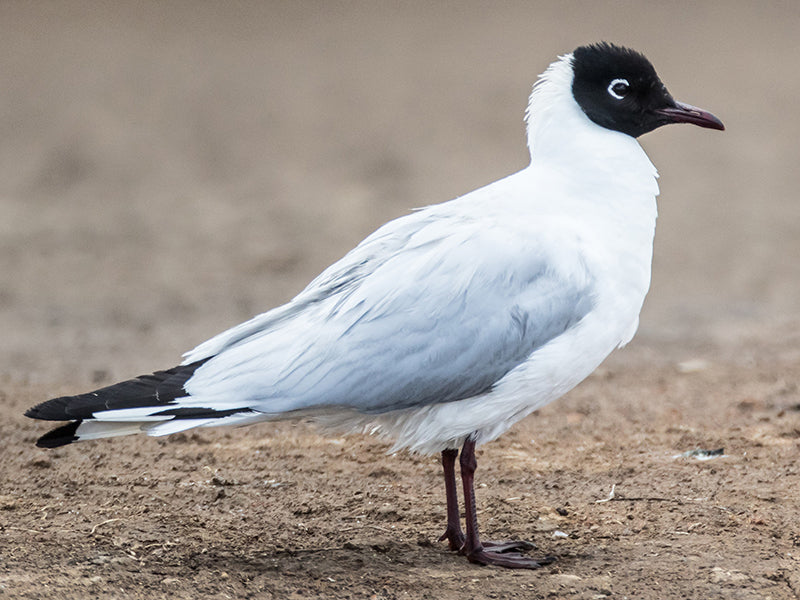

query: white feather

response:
[172,54,659,454]
[70,53,659,455]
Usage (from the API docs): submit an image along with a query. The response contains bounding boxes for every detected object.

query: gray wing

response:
[184,214,595,415]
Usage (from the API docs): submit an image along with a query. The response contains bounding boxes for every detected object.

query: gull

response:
[26,43,723,568]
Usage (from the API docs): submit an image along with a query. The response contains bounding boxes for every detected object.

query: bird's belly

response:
[324,297,641,456]
[312,233,654,455]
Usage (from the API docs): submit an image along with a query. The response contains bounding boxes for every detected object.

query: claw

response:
[439,528,465,552]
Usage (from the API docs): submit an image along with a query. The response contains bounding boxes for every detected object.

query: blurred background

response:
[1,1,798,384]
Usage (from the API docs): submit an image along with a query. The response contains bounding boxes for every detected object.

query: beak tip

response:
[659,101,725,131]
[703,111,726,131]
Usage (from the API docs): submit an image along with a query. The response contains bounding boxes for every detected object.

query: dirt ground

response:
[2,2,799,599]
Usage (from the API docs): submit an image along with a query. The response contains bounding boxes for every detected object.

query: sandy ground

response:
[1,2,799,598]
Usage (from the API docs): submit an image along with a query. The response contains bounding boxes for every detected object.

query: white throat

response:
[524,53,659,195]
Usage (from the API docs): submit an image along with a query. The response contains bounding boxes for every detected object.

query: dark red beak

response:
[655,101,725,131]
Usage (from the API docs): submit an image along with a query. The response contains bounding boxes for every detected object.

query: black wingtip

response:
[25,396,83,421]
[25,402,58,420]
[35,420,81,448]
[25,359,212,423]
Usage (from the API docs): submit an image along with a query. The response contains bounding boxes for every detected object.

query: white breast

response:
[321,147,658,455]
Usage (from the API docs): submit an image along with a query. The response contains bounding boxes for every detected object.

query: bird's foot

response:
[438,527,466,551]
[480,539,537,553]
[466,544,556,569]
[439,532,538,554]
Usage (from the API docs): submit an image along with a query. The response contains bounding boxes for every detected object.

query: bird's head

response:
[569,42,724,138]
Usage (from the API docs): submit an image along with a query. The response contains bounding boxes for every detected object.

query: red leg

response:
[458,437,555,569]
[439,448,466,550]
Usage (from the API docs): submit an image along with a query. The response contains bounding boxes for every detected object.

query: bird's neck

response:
[524,56,658,193]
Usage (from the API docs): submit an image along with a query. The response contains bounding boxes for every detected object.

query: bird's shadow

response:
[180,539,571,578]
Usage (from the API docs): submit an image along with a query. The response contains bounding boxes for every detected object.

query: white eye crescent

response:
[607,78,630,100]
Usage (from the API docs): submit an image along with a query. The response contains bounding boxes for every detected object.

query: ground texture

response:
[1,2,799,599]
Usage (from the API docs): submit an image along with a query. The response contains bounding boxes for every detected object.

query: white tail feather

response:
[74,420,152,441]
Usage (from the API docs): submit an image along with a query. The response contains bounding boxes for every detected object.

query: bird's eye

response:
[607,78,630,100]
